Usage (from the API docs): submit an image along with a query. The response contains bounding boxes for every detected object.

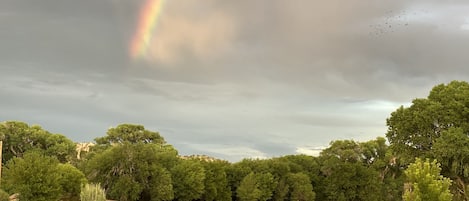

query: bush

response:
[2,151,62,201]
[80,183,106,201]
[0,189,9,201]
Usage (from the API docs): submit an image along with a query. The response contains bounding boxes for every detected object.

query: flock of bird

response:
[368,9,429,37]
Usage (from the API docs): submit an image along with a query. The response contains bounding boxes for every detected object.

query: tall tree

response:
[170,159,206,201]
[94,124,165,145]
[226,161,254,200]
[0,121,75,163]
[57,163,88,201]
[387,81,469,162]
[403,158,453,201]
[236,172,262,201]
[432,127,469,200]
[318,139,382,201]
[2,151,63,201]
[84,143,177,201]
[286,172,315,201]
[200,160,232,201]
[236,172,277,201]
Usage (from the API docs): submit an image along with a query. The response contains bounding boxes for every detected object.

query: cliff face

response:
[75,142,95,159]
[9,193,19,201]
[179,154,223,162]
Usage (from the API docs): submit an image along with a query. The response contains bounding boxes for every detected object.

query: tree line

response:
[1,80,469,201]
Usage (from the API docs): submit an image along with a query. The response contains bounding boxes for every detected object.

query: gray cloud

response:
[1,0,469,161]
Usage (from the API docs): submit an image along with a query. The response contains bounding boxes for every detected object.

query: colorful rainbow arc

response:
[129,0,166,59]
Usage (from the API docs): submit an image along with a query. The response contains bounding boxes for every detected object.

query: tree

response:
[403,158,453,201]
[84,143,176,201]
[237,172,277,201]
[387,81,469,162]
[386,81,469,198]
[286,172,315,201]
[0,121,76,163]
[57,163,87,201]
[144,166,174,201]
[82,124,179,201]
[318,139,382,201]
[0,189,9,201]
[237,173,262,201]
[265,159,292,201]
[2,151,63,201]
[319,157,381,201]
[278,154,322,191]
[432,127,469,200]
[94,124,165,145]
[226,161,254,200]
[200,160,232,201]
[171,159,206,201]
[360,137,388,167]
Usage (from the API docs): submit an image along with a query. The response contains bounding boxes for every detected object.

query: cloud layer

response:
[2,0,469,161]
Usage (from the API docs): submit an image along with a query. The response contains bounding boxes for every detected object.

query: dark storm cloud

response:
[215,0,469,101]
[0,0,133,75]
[138,0,469,103]
[2,0,469,161]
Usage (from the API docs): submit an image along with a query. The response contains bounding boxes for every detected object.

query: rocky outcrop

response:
[75,142,95,159]
[9,193,19,201]
[179,154,223,162]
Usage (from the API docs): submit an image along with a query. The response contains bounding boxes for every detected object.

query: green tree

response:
[403,158,453,201]
[57,163,87,201]
[0,121,75,163]
[0,189,9,201]
[318,139,382,201]
[278,154,322,191]
[200,160,232,201]
[360,137,405,200]
[2,151,62,201]
[387,81,469,162]
[237,172,262,201]
[84,143,176,201]
[145,166,174,201]
[82,124,178,201]
[360,137,388,167]
[265,159,292,201]
[432,127,469,200]
[226,161,254,200]
[94,124,165,145]
[171,159,206,201]
[237,172,277,201]
[386,81,469,198]
[286,172,315,201]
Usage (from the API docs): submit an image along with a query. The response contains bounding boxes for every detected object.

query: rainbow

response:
[129,0,166,59]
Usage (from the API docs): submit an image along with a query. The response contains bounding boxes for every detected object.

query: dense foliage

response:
[403,158,452,201]
[2,151,86,201]
[2,81,469,200]
[80,183,107,201]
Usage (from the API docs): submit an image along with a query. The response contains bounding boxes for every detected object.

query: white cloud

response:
[183,143,268,161]
[295,146,325,157]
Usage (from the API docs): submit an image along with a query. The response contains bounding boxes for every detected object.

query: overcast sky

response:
[2,0,469,161]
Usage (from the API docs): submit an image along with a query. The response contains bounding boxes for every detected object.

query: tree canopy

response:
[0,121,76,163]
[387,81,469,161]
[2,151,86,201]
[403,158,452,201]
[94,124,165,145]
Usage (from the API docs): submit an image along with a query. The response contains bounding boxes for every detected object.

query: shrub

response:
[80,183,106,201]
[0,189,9,201]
